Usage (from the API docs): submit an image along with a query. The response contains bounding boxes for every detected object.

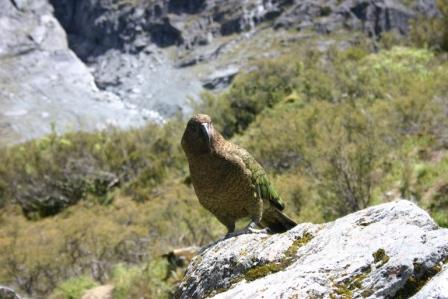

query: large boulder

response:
[176,200,448,298]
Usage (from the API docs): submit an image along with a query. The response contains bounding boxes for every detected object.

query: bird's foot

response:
[245,221,270,234]
[224,231,244,239]
[224,222,270,239]
[248,227,271,234]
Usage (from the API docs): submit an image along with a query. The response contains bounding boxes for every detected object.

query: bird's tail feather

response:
[262,209,297,233]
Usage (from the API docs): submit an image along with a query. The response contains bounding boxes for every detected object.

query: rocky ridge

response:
[177,200,448,298]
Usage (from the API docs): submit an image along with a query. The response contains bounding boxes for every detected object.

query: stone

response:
[201,66,239,90]
[0,286,21,299]
[176,200,448,299]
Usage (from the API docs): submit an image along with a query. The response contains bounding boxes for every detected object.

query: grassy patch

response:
[48,276,98,299]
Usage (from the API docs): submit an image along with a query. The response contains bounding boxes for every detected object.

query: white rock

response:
[177,200,448,299]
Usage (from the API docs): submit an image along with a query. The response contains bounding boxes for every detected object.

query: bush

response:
[410,0,448,52]
[0,119,186,217]
[235,46,448,220]
[198,57,299,137]
[111,259,175,299]
[49,276,98,299]
[0,189,223,297]
[111,264,145,299]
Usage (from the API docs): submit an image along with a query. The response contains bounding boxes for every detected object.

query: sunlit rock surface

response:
[177,200,448,299]
[0,0,158,145]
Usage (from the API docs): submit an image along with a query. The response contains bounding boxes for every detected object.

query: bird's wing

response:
[237,147,285,211]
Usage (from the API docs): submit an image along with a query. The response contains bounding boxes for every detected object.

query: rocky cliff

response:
[0,0,158,145]
[176,200,448,298]
[0,0,440,145]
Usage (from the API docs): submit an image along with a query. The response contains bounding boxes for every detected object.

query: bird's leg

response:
[242,200,270,234]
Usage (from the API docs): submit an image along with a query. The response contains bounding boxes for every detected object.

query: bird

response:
[181,114,297,237]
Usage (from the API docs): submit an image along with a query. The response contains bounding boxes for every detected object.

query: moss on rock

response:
[373,248,390,266]
[244,232,314,282]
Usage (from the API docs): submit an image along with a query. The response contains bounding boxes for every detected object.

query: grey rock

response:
[49,0,293,59]
[275,0,421,37]
[202,66,239,90]
[177,200,448,299]
[43,0,438,123]
[0,0,155,145]
[90,48,203,117]
[0,286,21,299]
[175,41,233,68]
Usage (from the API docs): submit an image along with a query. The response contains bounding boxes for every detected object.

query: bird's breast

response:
[188,154,252,205]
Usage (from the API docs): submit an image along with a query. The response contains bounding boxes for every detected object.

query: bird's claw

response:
[248,227,271,234]
[224,224,270,239]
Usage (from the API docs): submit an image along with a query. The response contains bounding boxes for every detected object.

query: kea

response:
[181,114,297,236]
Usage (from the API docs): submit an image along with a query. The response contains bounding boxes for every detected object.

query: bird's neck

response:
[210,131,225,151]
[182,129,227,160]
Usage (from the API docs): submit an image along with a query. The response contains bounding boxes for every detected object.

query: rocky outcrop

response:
[0,0,156,145]
[0,286,21,299]
[49,0,292,60]
[46,0,440,123]
[49,0,439,62]
[176,200,448,298]
[201,66,239,90]
[274,0,420,36]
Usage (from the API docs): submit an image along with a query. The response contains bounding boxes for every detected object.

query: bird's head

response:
[181,114,216,155]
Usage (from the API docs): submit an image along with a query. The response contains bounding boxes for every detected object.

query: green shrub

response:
[49,276,98,299]
[0,179,223,297]
[410,0,448,52]
[111,259,175,299]
[198,57,299,137]
[0,118,186,217]
[111,264,144,299]
[235,46,448,220]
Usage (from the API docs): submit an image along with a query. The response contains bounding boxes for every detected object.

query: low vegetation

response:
[1,7,448,297]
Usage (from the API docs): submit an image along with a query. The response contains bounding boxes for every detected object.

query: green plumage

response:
[240,149,285,211]
[181,114,297,234]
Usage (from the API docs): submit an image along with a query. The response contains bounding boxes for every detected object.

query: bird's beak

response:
[201,122,211,147]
